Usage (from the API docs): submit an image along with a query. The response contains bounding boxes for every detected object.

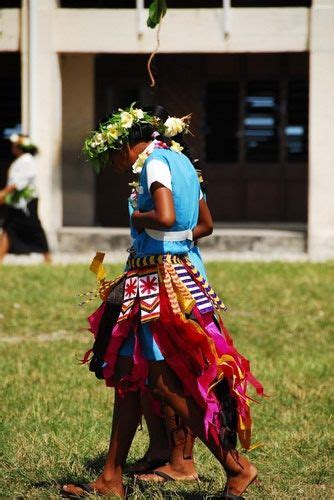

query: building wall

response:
[62,54,95,226]
[308,0,334,258]
[0,2,333,257]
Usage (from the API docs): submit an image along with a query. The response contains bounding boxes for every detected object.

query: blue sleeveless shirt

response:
[131,148,201,258]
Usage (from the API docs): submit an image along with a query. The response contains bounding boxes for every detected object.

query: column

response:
[61,54,95,226]
[22,0,62,250]
[308,0,334,259]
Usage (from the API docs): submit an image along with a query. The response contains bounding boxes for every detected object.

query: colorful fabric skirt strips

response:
[82,253,263,450]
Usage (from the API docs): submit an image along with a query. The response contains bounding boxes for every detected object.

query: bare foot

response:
[125,453,170,474]
[136,462,199,483]
[225,462,258,496]
[62,476,125,498]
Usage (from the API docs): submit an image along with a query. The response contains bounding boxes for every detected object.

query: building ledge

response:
[58,224,307,255]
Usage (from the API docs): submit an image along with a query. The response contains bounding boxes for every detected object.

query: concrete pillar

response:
[22,0,62,249]
[61,54,95,226]
[308,0,334,259]
[21,1,29,134]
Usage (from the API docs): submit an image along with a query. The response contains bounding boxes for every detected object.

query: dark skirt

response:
[2,198,49,254]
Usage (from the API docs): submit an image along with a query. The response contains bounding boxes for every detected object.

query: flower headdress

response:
[9,134,34,147]
[82,103,190,172]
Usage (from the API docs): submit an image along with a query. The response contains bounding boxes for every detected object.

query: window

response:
[286,80,308,162]
[205,56,308,166]
[244,82,279,163]
[0,1,21,7]
[60,0,311,8]
[206,82,239,163]
[232,1,311,6]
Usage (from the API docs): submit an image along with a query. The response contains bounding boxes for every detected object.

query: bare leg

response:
[43,252,52,264]
[148,361,257,496]
[62,357,141,498]
[126,392,170,473]
[0,231,10,263]
[138,404,198,481]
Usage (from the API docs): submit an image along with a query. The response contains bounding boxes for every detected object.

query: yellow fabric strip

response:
[89,252,106,282]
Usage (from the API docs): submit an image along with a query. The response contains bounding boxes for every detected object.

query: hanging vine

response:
[146,0,168,87]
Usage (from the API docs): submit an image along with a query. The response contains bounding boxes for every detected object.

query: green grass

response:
[0,262,333,498]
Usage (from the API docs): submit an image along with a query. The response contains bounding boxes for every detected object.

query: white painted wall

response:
[308,0,334,259]
[0,9,20,51]
[53,8,309,54]
[21,0,63,249]
[1,7,309,54]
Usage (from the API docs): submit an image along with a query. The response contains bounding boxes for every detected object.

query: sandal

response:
[136,470,199,483]
[61,483,95,498]
[125,456,169,474]
[221,487,245,499]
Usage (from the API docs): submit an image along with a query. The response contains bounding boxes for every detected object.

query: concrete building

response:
[0,0,333,259]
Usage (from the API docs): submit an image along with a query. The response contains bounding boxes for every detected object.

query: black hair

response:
[141,105,197,166]
[17,143,39,156]
[14,135,39,156]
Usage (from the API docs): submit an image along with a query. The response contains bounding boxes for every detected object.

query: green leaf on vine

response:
[147,0,167,29]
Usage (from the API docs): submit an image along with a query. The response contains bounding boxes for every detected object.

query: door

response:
[205,53,308,221]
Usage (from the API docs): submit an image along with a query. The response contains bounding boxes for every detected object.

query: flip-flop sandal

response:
[136,470,199,484]
[221,486,245,499]
[125,456,169,474]
[141,470,176,483]
[61,483,95,498]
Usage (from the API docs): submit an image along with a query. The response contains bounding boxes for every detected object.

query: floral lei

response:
[82,103,190,173]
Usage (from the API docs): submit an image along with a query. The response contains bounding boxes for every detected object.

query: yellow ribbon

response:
[89,252,106,282]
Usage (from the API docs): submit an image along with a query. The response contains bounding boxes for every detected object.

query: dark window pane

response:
[232,1,311,6]
[60,1,311,7]
[286,79,308,162]
[244,82,279,163]
[61,1,135,7]
[0,0,21,6]
[206,82,239,163]
[0,53,21,223]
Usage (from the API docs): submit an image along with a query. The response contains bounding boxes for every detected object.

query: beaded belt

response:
[127,253,187,269]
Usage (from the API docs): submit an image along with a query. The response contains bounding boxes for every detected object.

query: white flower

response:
[164,117,184,137]
[132,108,144,120]
[91,141,97,149]
[170,140,184,153]
[132,152,148,174]
[120,111,134,129]
[95,133,104,144]
[9,133,19,143]
[106,124,119,139]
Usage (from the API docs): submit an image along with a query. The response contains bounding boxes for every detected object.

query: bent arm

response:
[131,182,176,231]
[0,184,16,204]
[192,198,213,241]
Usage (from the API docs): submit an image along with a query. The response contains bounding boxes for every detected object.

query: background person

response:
[0,134,51,263]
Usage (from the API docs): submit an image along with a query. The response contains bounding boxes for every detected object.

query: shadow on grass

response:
[84,452,107,474]
[128,476,226,499]
[30,455,225,499]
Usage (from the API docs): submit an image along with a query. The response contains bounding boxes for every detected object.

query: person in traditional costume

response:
[62,105,263,499]
[125,106,209,482]
[0,134,51,263]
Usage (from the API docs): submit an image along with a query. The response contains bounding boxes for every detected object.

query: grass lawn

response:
[0,262,333,498]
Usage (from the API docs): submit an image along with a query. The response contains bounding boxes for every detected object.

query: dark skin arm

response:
[132,184,213,242]
[0,184,16,205]
[131,182,176,231]
[193,198,213,240]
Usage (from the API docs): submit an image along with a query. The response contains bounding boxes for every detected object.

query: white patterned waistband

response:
[145,228,193,242]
